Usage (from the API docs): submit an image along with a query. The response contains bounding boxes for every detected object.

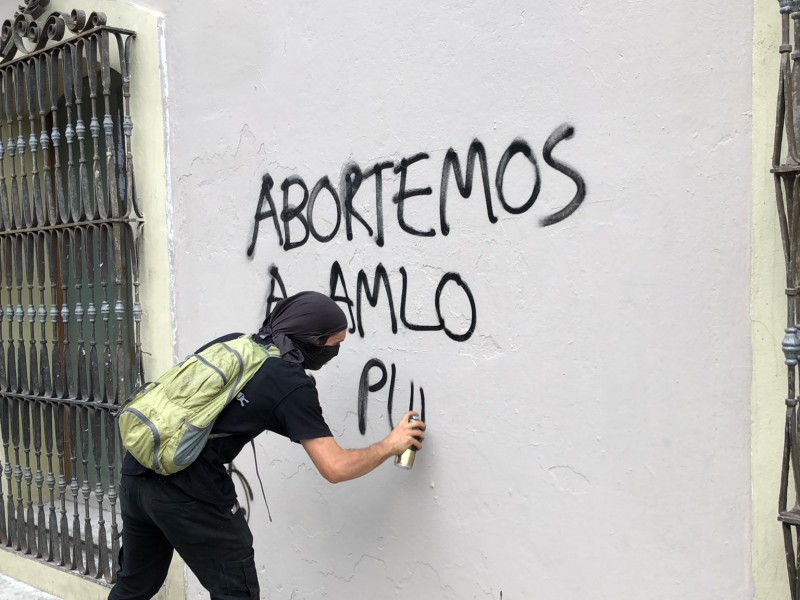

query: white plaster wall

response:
[142,1,753,598]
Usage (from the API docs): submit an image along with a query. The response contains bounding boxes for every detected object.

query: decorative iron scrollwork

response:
[15,1,50,20]
[1,4,107,65]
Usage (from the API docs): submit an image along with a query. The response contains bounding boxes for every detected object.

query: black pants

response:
[108,474,259,600]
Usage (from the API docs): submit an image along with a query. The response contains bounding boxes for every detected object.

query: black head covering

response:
[258,291,348,370]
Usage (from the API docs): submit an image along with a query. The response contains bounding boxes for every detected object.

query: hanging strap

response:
[251,439,272,523]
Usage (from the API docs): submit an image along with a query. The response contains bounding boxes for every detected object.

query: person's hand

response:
[384,411,426,456]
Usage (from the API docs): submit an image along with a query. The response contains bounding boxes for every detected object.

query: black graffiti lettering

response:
[246,124,586,255]
[364,160,394,248]
[495,139,541,215]
[356,263,398,337]
[327,262,476,341]
[407,383,427,423]
[265,264,288,316]
[358,358,388,435]
[435,273,477,342]
[357,358,425,435]
[280,175,310,251]
[247,173,282,256]
[386,362,397,429]
[393,153,436,237]
[439,139,497,236]
[539,123,587,227]
[340,162,374,242]
[399,266,444,332]
[329,260,356,334]
[307,176,341,243]
[403,380,426,426]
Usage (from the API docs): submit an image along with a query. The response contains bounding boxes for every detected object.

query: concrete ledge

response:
[0,549,109,600]
[0,547,185,599]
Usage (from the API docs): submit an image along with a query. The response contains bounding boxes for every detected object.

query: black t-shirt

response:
[121,333,333,504]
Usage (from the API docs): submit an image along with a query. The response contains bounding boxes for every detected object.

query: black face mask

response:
[294,340,340,371]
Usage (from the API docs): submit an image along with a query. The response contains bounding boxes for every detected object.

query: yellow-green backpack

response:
[118,335,280,475]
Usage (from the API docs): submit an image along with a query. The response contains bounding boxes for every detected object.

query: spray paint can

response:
[394,415,420,470]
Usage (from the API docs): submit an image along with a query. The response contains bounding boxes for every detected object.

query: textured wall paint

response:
[753,1,790,599]
[153,1,751,599]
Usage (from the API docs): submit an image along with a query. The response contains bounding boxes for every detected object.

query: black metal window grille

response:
[0,4,143,584]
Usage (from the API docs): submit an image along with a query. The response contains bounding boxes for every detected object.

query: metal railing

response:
[0,2,142,584]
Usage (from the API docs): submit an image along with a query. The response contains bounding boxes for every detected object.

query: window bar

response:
[10,394,21,555]
[0,294,7,544]
[112,234,124,400]
[60,231,72,399]
[102,28,125,405]
[31,395,44,558]
[36,232,49,398]
[0,244,4,534]
[0,387,7,547]
[1,242,12,550]
[120,34,138,219]
[93,406,106,578]
[57,400,69,568]
[78,228,101,578]
[86,35,105,220]
[73,40,90,220]
[58,229,72,566]
[43,393,57,564]
[46,232,75,571]
[113,243,124,404]
[111,236,124,405]
[14,238,25,394]
[54,234,67,569]
[26,233,45,558]
[0,81,7,235]
[4,70,18,231]
[0,108,6,549]
[47,233,59,399]
[35,55,54,227]
[25,61,42,227]
[99,227,111,403]
[80,403,94,576]
[66,402,80,572]
[14,64,29,231]
[108,419,119,583]
[25,215,38,397]
[36,229,57,563]
[63,43,80,222]
[86,224,98,402]
[5,238,16,402]
[53,402,66,567]
[100,32,118,221]
[779,0,798,163]
[1,398,11,550]
[777,6,800,598]
[15,239,29,557]
[47,53,66,225]
[82,226,96,576]
[22,393,34,555]
[130,223,142,390]
[74,229,86,400]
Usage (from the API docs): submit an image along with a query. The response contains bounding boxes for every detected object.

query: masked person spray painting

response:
[109,291,426,600]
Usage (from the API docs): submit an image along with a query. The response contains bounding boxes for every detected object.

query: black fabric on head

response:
[259,291,348,367]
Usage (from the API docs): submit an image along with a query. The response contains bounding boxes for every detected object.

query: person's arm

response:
[300,411,425,484]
